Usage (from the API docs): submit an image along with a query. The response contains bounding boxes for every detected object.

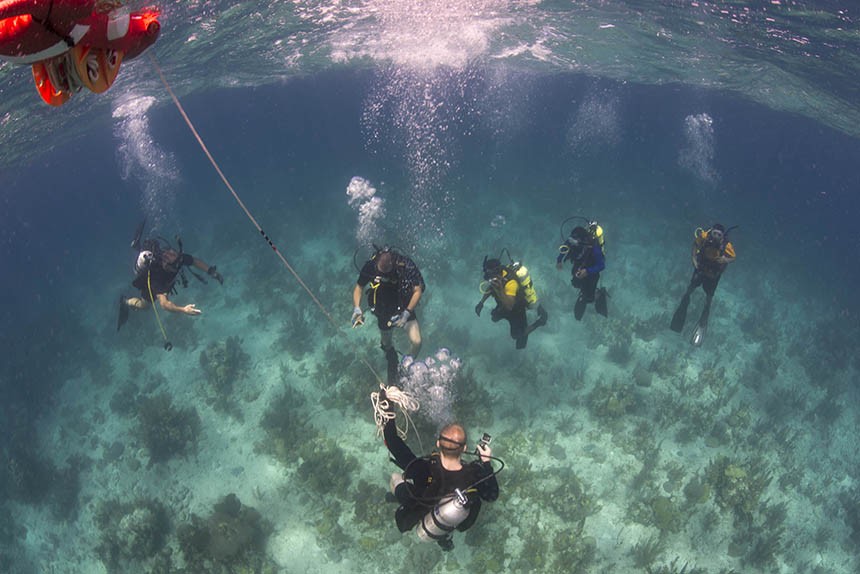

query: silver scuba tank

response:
[135,250,154,275]
[416,488,470,543]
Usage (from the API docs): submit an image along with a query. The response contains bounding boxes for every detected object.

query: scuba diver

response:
[670,223,736,347]
[0,1,161,106]
[380,389,499,551]
[557,217,607,320]
[475,251,548,349]
[117,220,224,340]
[352,245,425,383]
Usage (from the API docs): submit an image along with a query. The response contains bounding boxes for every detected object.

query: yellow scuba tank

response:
[512,263,538,307]
[588,221,605,253]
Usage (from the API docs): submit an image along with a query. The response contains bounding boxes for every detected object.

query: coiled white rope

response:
[371,384,419,440]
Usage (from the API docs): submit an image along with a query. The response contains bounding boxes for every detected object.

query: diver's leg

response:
[405,319,422,358]
[511,307,528,349]
[126,296,149,309]
[380,328,399,384]
[574,292,587,320]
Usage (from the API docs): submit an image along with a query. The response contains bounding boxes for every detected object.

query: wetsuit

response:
[384,419,499,534]
[132,253,194,299]
[558,240,605,302]
[356,255,425,330]
[689,232,735,296]
[489,275,529,348]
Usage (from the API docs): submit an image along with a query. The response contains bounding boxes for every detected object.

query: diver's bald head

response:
[438,424,467,455]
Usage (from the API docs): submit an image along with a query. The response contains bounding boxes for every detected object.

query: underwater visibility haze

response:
[1,1,860,573]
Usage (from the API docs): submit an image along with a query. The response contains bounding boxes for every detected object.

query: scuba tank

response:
[416,489,470,543]
[587,220,605,253]
[511,262,538,307]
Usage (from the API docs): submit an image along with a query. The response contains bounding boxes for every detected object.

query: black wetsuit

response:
[356,255,425,331]
[384,420,499,534]
[132,253,194,299]
[559,242,605,302]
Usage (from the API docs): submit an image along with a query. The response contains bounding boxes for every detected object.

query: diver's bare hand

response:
[182,304,202,316]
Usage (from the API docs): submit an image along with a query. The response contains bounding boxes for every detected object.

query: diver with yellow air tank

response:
[474,250,548,349]
[557,217,608,320]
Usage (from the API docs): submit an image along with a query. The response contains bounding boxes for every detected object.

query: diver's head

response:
[437,424,467,456]
[569,226,592,247]
[707,224,726,246]
[161,249,180,270]
[375,249,394,273]
[482,257,503,281]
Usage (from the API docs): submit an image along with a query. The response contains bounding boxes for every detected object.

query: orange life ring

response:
[71,44,121,93]
[32,60,71,106]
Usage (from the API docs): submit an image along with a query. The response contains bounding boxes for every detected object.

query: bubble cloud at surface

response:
[112,94,179,226]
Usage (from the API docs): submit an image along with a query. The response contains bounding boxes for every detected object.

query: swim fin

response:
[117,295,129,331]
[574,296,587,321]
[595,288,608,317]
[670,294,690,333]
[690,318,708,347]
[131,218,147,250]
[690,300,711,347]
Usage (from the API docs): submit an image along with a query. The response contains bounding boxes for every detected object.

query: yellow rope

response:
[146,269,171,349]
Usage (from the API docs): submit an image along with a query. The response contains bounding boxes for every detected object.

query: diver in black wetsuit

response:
[383,408,499,551]
[670,223,736,346]
[351,246,425,382]
[557,225,607,320]
[117,234,223,330]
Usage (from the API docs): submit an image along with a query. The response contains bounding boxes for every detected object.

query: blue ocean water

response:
[1,2,859,573]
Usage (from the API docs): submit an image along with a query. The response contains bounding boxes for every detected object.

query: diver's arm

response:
[405,285,422,313]
[352,284,364,308]
[384,419,417,470]
[190,256,223,284]
[718,243,736,265]
[474,458,499,502]
[190,257,210,272]
[586,245,606,275]
[156,293,201,315]
[690,241,700,269]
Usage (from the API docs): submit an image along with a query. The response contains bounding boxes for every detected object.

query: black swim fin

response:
[117,295,129,331]
[574,296,587,321]
[670,294,690,333]
[595,288,608,317]
[131,218,147,250]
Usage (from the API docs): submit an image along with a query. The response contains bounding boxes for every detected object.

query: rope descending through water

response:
[148,53,382,383]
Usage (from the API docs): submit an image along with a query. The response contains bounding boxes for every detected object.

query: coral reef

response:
[199,336,250,417]
[135,393,201,465]
[177,493,275,573]
[632,534,666,569]
[544,467,599,527]
[297,435,358,497]
[256,376,309,463]
[95,498,170,570]
[549,527,596,573]
[705,456,771,523]
[587,379,636,421]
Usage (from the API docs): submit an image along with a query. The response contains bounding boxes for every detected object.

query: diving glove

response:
[351,306,364,328]
[207,265,224,285]
[388,309,412,328]
[475,301,484,316]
